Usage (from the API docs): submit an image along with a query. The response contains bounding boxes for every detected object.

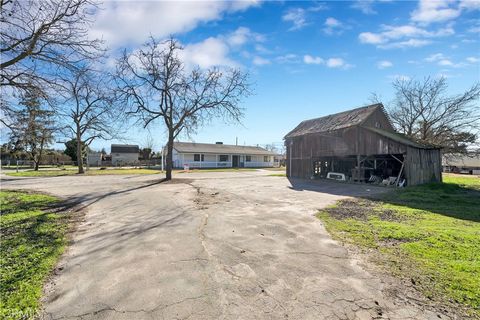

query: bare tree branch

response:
[115,37,251,180]
[387,76,480,154]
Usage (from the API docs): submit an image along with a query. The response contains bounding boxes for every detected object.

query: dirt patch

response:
[162,178,195,185]
[323,198,404,222]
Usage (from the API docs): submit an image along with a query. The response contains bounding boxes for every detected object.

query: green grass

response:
[318,174,480,318]
[0,190,71,320]
[5,168,162,177]
[268,173,286,177]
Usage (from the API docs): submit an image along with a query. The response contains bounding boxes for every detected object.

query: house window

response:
[194,154,204,162]
[246,155,251,162]
[219,155,228,162]
[264,156,269,162]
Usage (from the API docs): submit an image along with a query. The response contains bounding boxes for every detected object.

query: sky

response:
[79,1,480,151]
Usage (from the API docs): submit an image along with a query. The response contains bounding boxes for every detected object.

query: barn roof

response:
[364,127,439,149]
[172,142,277,155]
[284,103,383,138]
[111,144,139,153]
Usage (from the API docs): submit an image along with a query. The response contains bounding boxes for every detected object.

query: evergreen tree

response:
[9,88,55,170]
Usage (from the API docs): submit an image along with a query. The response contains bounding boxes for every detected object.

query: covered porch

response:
[174,153,274,169]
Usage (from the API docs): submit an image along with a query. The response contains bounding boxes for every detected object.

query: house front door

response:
[232,155,239,168]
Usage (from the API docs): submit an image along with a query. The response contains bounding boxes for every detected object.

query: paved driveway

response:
[1,171,445,320]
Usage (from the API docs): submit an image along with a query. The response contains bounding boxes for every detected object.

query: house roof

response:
[364,127,440,149]
[284,103,383,138]
[443,154,480,167]
[111,144,139,153]
[172,142,277,155]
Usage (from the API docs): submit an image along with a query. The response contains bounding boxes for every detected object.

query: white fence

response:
[176,161,274,169]
[244,161,274,168]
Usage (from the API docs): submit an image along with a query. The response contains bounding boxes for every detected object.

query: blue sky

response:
[87,1,479,152]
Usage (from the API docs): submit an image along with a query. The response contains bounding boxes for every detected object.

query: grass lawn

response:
[5,168,162,177]
[268,173,286,177]
[318,174,480,318]
[0,190,73,320]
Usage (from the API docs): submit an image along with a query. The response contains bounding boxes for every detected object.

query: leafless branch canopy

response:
[58,66,119,172]
[115,37,251,179]
[0,0,104,91]
[388,76,480,154]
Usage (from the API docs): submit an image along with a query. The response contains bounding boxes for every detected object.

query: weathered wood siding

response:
[286,125,442,185]
[361,107,395,132]
[405,147,442,185]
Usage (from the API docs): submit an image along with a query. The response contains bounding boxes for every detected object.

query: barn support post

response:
[395,161,405,186]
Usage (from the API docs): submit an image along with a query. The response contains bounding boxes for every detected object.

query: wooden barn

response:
[284,103,442,186]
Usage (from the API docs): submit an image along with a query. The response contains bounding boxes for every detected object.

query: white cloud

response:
[468,26,480,33]
[438,59,454,66]
[466,56,480,63]
[388,74,411,81]
[377,60,393,69]
[252,56,271,66]
[359,32,384,44]
[227,27,251,46]
[411,0,480,24]
[351,0,377,14]
[411,0,461,24]
[282,4,328,31]
[275,54,299,64]
[90,1,259,48]
[282,8,308,31]
[381,39,432,49]
[326,58,345,68]
[425,53,447,62]
[181,37,237,69]
[323,17,346,35]
[303,55,324,65]
[350,0,394,15]
[359,24,454,49]
[325,17,342,28]
[303,55,353,69]
[226,27,264,47]
[460,0,480,10]
[424,53,471,68]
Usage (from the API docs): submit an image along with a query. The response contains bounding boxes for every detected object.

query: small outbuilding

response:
[111,144,139,165]
[284,103,442,186]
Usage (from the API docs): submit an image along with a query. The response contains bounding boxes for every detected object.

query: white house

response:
[111,144,139,165]
[87,152,102,167]
[167,142,277,169]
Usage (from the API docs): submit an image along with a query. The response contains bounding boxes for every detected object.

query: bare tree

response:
[1,0,104,128]
[59,67,119,174]
[387,77,480,154]
[115,38,250,180]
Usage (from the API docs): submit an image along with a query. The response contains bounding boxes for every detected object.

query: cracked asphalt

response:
[1,170,451,320]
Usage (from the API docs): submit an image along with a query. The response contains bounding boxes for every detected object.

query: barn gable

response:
[284,103,394,139]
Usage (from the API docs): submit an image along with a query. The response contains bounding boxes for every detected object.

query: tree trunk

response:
[165,130,174,181]
[76,133,84,174]
[35,135,46,171]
